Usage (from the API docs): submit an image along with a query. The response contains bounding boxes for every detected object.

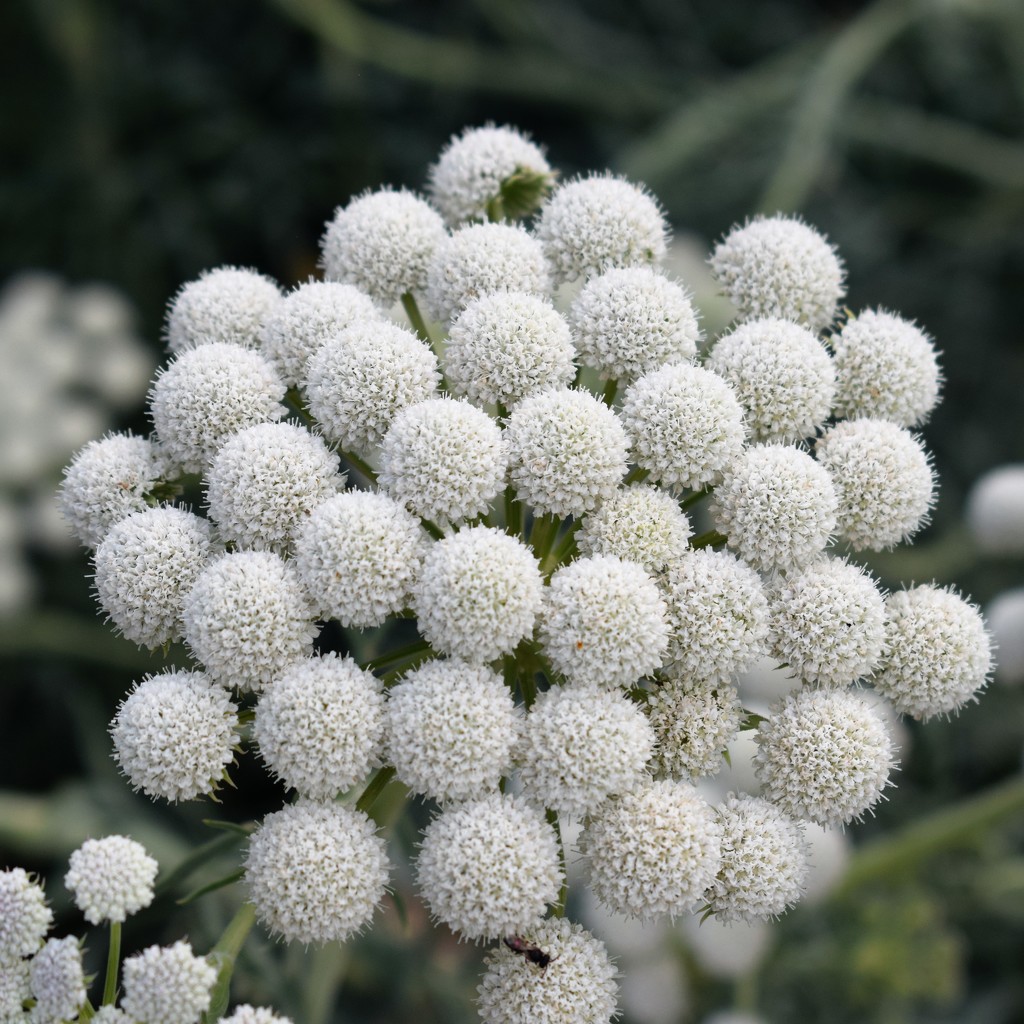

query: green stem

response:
[102,921,121,1006]
[284,387,315,428]
[691,529,728,550]
[359,638,433,673]
[504,484,522,538]
[342,450,378,487]
[624,466,649,486]
[203,902,258,1024]
[485,194,504,222]
[546,809,568,919]
[401,291,434,346]
[680,485,713,510]
[355,765,397,815]
[519,671,538,710]
[420,518,445,541]
[541,520,581,576]
[601,377,618,406]
[529,513,560,563]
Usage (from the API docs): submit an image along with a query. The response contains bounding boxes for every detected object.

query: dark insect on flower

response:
[503,934,555,972]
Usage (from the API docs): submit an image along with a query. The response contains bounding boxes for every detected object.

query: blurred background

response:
[1,0,1023,1022]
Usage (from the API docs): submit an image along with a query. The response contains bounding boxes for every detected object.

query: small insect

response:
[503,935,555,972]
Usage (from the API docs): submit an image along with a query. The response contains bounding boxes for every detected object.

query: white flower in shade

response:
[505,388,628,518]
[709,215,845,332]
[444,292,576,408]
[987,588,1024,685]
[753,688,896,828]
[94,507,215,649]
[259,280,380,387]
[121,941,216,1024]
[385,660,518,803]
[713,444,837,571]
[218,1006,294,1024]
[874,585,994,720]
[478,918,618,1024]
[569,267,701,381]
[815,419,935,551]
[28,935,86,1024]
[966,464,1024,556]
[64,835,158,924]
[91,1008,130,1024]
[425,222,551,324]
[321,188,446,307]
[831,308,941,427]
[0,868,52,959]
[620,362,746,491]
[111,670,239,802]
[706,318,836,443]
[416,794,563,942]
[0,957,30,1019]
[541,555,668,688]
[254,655,384,799]
[304,321,439,457]
[182,551,319,692]
[58,432,165,548]
[379,397,506,527]
[517,685,655,816]
[579,779,722,920]
[206,422,344,552]
[148,343,286,473]
[166,266,281,353]
[292,490,427,627]
[537,174,668,284]
[662,549,769,679]
[413,526,543,663]
[428,123,552,226]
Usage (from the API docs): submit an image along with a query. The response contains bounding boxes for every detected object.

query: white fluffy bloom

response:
[541,555,668,688]
[321,188,446,306]
[166,266,281,353]
[987,588,1024,685]
[28,935,85,1024]
[218,1006,294,1024]
[148,343,286,473]
[413,527,543,663]
[570,267,701,381]
[379,397,506,527]
[478,919,618,1024]
[709,215,845,332]
[0,868,52,960]
[505,388,627,518]
[620,362,746,491]
[111,670,239,801]
[64,835,158,924]
[0,957,30,1020]
[206,422,344,552]
[246,802,389,944]
[182,551,319,692]
[385,660,518,803]
[816,419,935,551]
[416,794,562,942]
[254,655,385,799]
[444,292,575,407]
[580,779,722,920]
[94,507,215,649]
[537,174,668,284]
[754,689,896,828]
[121,941,216,1024]
[292,490,427,627]
[966,464,1024,556]
[91,1008,130,1024]
[874,585,994,720]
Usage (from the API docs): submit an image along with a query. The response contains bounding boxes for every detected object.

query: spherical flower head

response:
[832,308,941,426]
[321,187,446,306]
[206,422,345,553]
[428,123,552,226]
[709,215,845,332]
[966,464,1024,556]
[713,444,838,571]
[292,490,427,627]
[444,291,576,408]
[620,363,746,491]
[58,432,166,549]
[709,794,809,923]
[579,779,722,920]
[537,174,668,284]
[379,397,506,527]
[91,1008,130,1024]
[218,1006,294,1024]
[988,587,1024,685]
[304,320,439,457]
[570,266,701,382]
[385,659,519,803]
[753,688,896,828]
[517,685,655,816]
[478,918,618,1024]
[29,935,86,1023]
[874,585,994,720]
[425,222,551,324]
[111,669,239,801]
[413,526,543,663]
[166,266,282,353]
[815,419,935,551]
[182,551,319,692]
[0,957,30,1020]
[254,654,385,799]
[94,507,216,649]
[259,279,380,387]
[64,835,158,925]
[416,793,563,942]
[0,868,52,959]
[121,941,217,1024]
[148,343,286,473]
[505,388,628,518]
